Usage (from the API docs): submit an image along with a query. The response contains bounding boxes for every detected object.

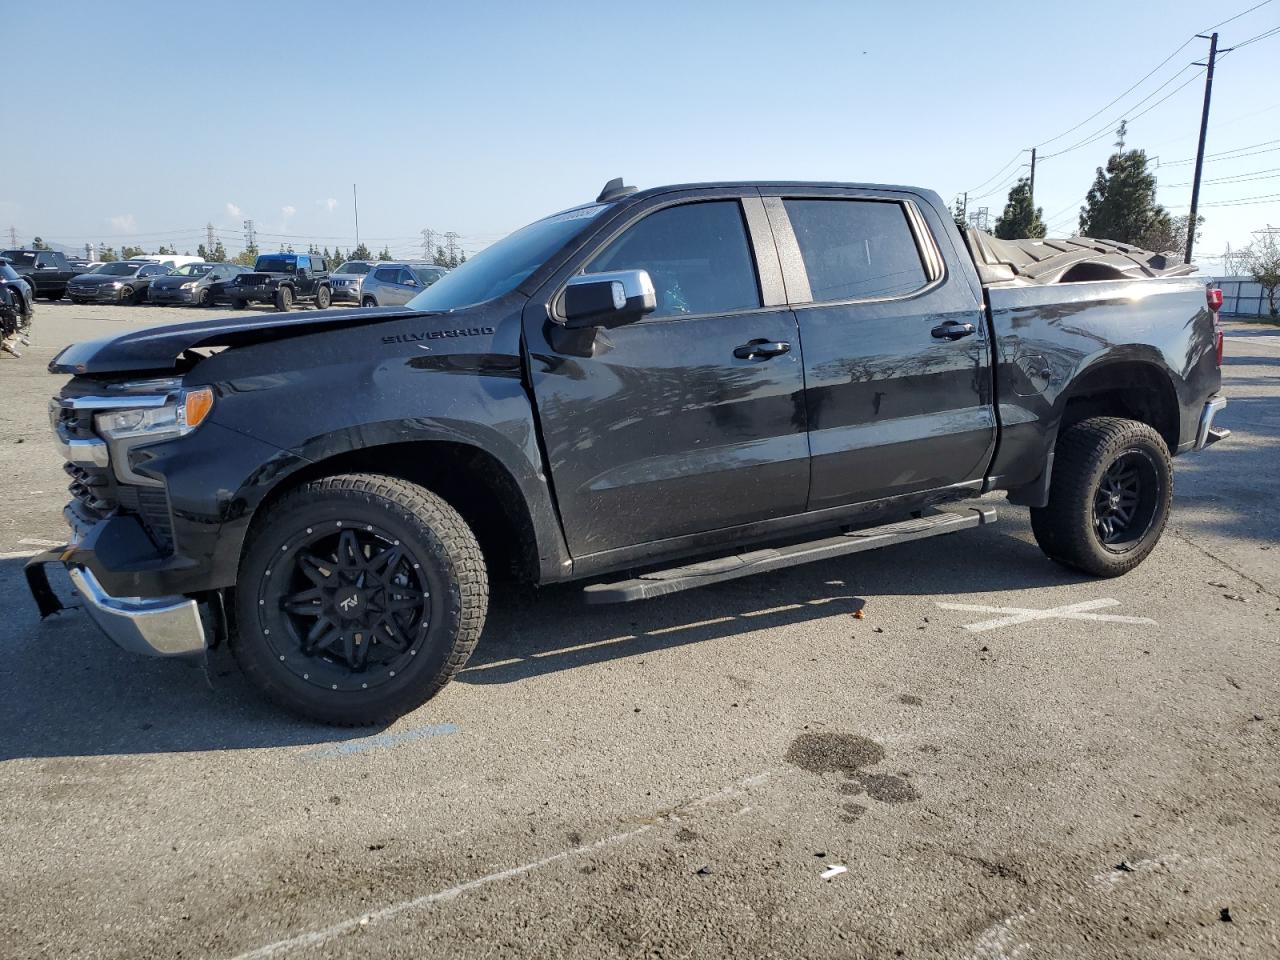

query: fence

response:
[1211,276,1276,319]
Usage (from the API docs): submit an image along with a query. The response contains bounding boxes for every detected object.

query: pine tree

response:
[350,243,373,261]
[993,177,1046,239]
[211,240,227,262]
[99,246,118,262]
[121,245,144,259]
[197,243,209,260]
[378,246,392,261]
[434,245,448,267]
[1079,133,1171,248]
[952,198,968,233]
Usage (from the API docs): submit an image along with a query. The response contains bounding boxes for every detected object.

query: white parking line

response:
[936,598,1156,633]
[224,770,772,959]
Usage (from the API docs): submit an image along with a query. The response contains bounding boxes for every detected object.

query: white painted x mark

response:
[936,598,1156,633]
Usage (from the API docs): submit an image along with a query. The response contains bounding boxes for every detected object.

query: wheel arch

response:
[241,438,557,587]
[1055,356,1181,454]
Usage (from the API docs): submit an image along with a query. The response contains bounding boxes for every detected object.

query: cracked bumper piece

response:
[1194,395,1229,450]
[24,549,206,657]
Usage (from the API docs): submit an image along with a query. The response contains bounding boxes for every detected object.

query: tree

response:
[197,243,209,260]
[210,240,227,262]
[952,197,968,233]
[121,245,145,259]
[993,177,1046,239]
[31,236,49,250]
[1079,136,1172,248]
[378,246,392,261]
[233,243,259,267]
[433,245,449,267]
[99,246,118,262]
[350,242,372,261]
[156,244,176,255]
[1139,214,1203,258]
[1243,230,1280,318]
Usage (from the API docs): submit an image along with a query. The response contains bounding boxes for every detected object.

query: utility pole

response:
[1187,32,1226,264]
[352,184,360,248]
[1029,148,1037,207]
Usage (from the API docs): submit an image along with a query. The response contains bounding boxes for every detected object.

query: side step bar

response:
[583,506,997,604]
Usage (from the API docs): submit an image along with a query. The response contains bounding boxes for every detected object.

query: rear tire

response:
[274,286,293,311]
[1030,417,1172,577]
[231,298,246,310]
[232,474,488,725]
[362,296,376,308]
[315,285,331,310]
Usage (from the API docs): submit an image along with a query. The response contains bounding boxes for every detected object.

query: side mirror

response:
[561,270,656,329]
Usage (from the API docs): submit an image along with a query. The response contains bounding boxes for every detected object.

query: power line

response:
[963,151,1027,196]
[1160,137,1280,165]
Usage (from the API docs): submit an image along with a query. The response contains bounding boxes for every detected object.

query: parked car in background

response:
[329,260,374,304]
[0,249,79,301]
[130,254,206,269]
[226,253,331,311]
[360,261,448,306]
[204,264,253,306]
[149,263,250,306]
[0,258,35,356]
[66,260,171,304]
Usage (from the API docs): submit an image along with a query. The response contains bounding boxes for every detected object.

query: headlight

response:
[180,281,196,290]
[109,281,123,289]
[94,387,214,442]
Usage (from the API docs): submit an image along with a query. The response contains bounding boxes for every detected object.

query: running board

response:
[582,506,997,604]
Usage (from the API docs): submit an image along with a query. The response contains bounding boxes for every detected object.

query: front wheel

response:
[314,286,331,309]
[232,474,488,724]
[198,288,212,306]
[361,296,376,308]
[1030,417,1172,577]
[274,286,293,311]
[231,298,247,310]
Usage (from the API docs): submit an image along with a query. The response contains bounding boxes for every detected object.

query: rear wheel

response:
[361,295,376,308]
[231,298,247,310]
[232,474,488,724]
[274,286,293,312]
[43,291,62,302]
[1030,417,1171,577]
[315,285,331,309]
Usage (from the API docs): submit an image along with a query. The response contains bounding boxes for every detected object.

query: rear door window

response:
[587,200,761,319]
[783,199,929,302]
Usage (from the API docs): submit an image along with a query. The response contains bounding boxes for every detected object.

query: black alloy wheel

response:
[257,523,433,692]
[1092,450,1160,552]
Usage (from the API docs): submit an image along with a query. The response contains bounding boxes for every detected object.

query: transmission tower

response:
[7,226,16,248]
[444,231,460,265]
[421,228,437,261]
[243,219,256,252]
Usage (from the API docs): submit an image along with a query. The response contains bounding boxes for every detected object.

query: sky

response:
[5,0,1278,273]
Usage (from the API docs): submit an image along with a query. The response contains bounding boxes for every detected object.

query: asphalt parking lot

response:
[1,302,1277,959]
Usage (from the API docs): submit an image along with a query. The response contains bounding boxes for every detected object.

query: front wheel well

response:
[1057,361,1180,454]
[247,441,540,584]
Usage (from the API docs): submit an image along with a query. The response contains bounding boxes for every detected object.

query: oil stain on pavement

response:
[785,731,920,822]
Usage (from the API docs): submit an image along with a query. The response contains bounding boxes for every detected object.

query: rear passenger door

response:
[762,190,994,510]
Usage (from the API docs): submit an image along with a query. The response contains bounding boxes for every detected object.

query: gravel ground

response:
[1,303,1277,960]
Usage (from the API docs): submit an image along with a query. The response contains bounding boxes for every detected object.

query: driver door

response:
[524,191,810,560]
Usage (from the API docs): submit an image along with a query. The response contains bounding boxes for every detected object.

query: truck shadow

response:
[459,518,1091,687]
[0,560,382,761]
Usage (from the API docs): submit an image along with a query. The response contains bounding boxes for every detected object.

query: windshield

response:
[1,251,37,267]
[171,263,214,277]
[336,261,372,275]
[93,263,142,276]
[255,256,297,273]
[406,203,609,311]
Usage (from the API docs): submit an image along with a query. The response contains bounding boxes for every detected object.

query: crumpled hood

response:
[49,306,417,375]
[150,274,206,290]
[70,272,137,287]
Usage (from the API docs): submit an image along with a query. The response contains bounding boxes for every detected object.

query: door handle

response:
[931,320,976,340]
[733,339,791,360]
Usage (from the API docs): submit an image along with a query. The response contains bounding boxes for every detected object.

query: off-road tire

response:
[1030,417,1172,577]
[232,473,488,725]
[315,285,331,310]
[274,286,293,312]
[231,298,246,310]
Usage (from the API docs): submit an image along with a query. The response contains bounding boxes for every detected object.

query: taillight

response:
[1207,287,1224,366]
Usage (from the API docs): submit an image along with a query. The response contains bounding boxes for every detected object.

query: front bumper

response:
[1194,395,1230,450]
[331,284,361,302]
[67,285,123,302]
[228,284,276,302]
[148,288,196,304]
[25,546,206,658]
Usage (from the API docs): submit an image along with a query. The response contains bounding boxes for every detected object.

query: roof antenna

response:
[596,177,637,203]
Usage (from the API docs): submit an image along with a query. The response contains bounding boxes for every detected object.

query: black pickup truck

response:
[0,248,79,300]
[226,252,332,311]
[27,179,1228,724]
